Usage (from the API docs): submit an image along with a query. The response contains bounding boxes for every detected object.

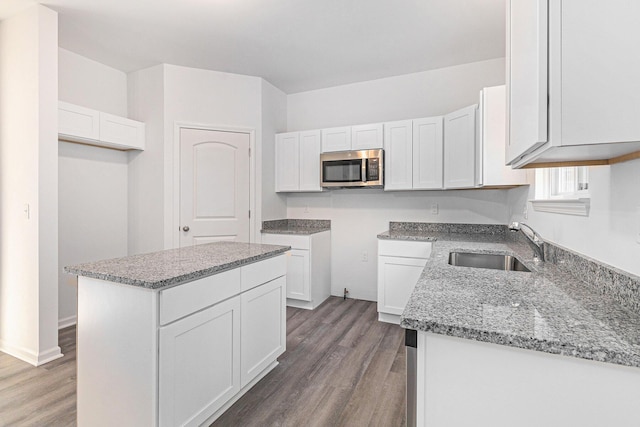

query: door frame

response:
[170,122,257,248]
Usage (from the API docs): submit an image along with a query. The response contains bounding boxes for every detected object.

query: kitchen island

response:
[65,241,290,427]
[380,222,640,427]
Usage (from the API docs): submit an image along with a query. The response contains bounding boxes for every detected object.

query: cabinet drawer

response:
[378,239,432,258]
[262,233,311,250]
[159,269,241,325]
[240,255,286,292]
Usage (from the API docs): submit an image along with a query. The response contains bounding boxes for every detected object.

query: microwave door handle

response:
[362,159,367,183]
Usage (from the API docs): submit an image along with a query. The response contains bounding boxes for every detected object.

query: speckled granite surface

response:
[261,219,331,235]
[64,241,289,290]
[390,223,640,368]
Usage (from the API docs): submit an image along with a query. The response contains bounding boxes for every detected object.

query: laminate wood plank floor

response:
[0,326,77,427]
[212,297,407,427]
[0,297,406,427]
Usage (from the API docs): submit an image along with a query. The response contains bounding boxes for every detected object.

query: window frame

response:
[531,166,590,216]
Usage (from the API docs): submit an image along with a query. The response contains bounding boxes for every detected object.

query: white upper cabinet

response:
[478,86,529,187]
[58,101,145,150]
[384,120,414,190]
[275,130,322,192]
[507,0,640,167]
[413,117,444,190]
[321,126,351,152]
[351,123,383,150]
[443,105,477,189]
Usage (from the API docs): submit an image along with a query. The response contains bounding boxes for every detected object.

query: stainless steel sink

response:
[448,252,530,272]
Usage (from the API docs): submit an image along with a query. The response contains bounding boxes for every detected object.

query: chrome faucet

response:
[508,222,545,262]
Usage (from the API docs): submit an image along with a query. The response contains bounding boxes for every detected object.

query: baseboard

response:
[378,312,401,325]
[58,315,77,330]
[0,339,63,366]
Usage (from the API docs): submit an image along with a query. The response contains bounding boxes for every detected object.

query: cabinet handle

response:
[182,226,190,232]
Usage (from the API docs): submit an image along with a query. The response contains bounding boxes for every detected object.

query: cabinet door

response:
[444,105,477,189]
[377,256,427,315]
[506,0,548,164]
[413,117,444,189]
[241,277,286,387]
[99,112,146,150]
[275,132,300,192]
[321,126,351,152]
[286,249,310,301]
[58,101,100,141]
[159,297,241,427]
[351,123,383,150]
[298,130,322,192]
[383,120,413,190]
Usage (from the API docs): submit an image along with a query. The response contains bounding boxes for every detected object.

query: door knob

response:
[182,226,190,232]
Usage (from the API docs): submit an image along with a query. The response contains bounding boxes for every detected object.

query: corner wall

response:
[0,5,61,365]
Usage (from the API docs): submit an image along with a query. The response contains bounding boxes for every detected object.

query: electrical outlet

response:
[303,205,309,214]
[362,251,368,262]
[637,205,640,244]
[431,203,439,215]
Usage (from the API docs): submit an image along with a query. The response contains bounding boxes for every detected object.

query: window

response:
[532,167,590,216]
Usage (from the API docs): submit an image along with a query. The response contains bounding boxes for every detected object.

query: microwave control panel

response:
[366,158,380,181]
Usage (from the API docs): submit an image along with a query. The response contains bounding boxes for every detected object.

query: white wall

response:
[0,5,61,365]
[57,49,130,328]
[287,58,505,130]
[285,58,509,301]
[260,79,288,221]
[128,64,267,253]
[508,159,640,277]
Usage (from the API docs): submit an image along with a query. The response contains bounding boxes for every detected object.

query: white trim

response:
[171,122,258,248]
[530,198,590,216]
[0,339,63,366]
[58,315,77,330]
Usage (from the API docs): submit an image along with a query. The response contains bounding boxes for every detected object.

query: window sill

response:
[530,198,590,216]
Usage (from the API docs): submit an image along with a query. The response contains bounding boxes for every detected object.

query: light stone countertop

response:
[261,219,331,235]
[64,241,290,290]
[379,224,640,368]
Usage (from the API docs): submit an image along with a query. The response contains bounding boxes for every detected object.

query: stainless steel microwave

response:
[320,149,384,188]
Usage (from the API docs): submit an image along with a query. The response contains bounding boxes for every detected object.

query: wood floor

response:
[212,297,407,427]
[0,326,77,426]
[0,297,406,427]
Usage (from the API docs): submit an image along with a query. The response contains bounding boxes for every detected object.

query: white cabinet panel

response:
[384,120,413,191]
[378,256,427,316]
[352,123,383,150]
[285,249,310,301]
[275,132,300,192]
[506,0,548,164]
[240,255,286,292]
[99,112,145,150]
[412,117,444,190]
[58,101,145,151]
[240,277,286,387]
[321,126,351,152]
[58,101,100,141]
[159,296,241,427]
[444,105,477,189]
[298,130,322,191]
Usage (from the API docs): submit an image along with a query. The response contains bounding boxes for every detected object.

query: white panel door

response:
[413,117,444,190]
[351,123,383,150]
[506,0,548,164]
[180,128,251,246]
[275,132,300,192]
[384,120,413,190]
[298,130,322,192]
[286,249,310,301]
[240,277,286,387]
[321,126,351,152]
[159,296,241,427]
[378,256,426,315]
[444,105,477,189]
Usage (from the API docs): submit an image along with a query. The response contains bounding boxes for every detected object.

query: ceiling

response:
[3,0,506,94]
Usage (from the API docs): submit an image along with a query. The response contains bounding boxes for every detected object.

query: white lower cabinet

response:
[377,239,432,324]
[241,276,286,388]
[159,297,241,427]
[262,231,331,310]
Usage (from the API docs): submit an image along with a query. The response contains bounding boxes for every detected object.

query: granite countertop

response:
[64,241,290,290]
[261,219,331,235]
[383,222,640,368]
